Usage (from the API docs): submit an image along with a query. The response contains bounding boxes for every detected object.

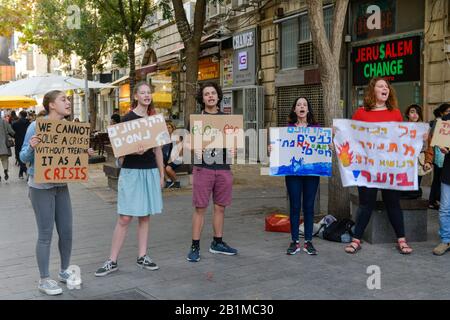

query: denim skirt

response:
[117,168,163,216]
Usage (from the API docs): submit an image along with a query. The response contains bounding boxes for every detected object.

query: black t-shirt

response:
[121,111,158,169]
[191,109,231,170]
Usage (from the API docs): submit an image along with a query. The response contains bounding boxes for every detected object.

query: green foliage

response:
[112,51,128,68]
[0,0,34,37]
[20,0,67,59]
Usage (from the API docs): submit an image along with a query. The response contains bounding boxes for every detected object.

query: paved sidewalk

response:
[0,158,449,300]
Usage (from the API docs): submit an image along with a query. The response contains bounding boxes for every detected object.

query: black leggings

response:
[429,164,442,204]
[353,187,405,239]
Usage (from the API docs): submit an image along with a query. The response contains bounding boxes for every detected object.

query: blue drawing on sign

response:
[270,156,331,177]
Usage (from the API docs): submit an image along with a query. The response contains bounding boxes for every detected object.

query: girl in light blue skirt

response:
[95,82,165,276]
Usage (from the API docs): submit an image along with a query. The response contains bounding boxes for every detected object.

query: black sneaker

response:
[4,170,8,181]
[303,241,317,255]
[165,181,174,188]
[137,255,159,270]
[95,259,118,277]
[286,242,301,255]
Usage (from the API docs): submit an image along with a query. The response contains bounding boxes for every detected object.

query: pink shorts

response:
[192,167,233,208]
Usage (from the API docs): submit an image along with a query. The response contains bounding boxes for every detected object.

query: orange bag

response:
[265,214,291,233]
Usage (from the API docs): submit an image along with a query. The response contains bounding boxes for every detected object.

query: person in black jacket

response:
[432,112,450,256]
[12,110,30,179]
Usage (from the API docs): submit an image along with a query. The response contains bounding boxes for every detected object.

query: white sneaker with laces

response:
[38,279,63,296]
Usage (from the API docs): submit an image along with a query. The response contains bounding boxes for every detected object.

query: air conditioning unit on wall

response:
[231,0,250,11]
[207,0,227,20]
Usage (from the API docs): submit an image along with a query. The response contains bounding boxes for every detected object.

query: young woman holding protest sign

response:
[20,90,94,295]
[269,97,321,255]
[95,81,164,276]
[344,77,414,255]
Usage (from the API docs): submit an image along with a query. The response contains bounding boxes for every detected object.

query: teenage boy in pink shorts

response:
[187,82,237,262]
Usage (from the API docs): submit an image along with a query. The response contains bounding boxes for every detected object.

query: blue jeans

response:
[285,176,320,242]
[439,183,450,243]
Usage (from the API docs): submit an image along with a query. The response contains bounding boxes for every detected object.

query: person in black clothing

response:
[12,111,30,179]
[110,113,121,125]
[432,112,450,255]
[427,103,450,209]
[162,121,182,188]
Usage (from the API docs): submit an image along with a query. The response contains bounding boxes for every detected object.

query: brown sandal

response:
[397,239,413,254]
[345,239,361,254]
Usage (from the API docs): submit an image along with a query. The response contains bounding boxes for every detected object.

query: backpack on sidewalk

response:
[321,218,355,243]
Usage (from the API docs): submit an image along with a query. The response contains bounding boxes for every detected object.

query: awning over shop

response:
[0,96,37,109]
[152,92,172,109]
[136,63,157,79]
[110,75,130,86]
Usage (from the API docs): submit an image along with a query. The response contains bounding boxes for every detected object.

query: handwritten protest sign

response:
[34,119,90,183]
[430,119,450,148]
[333,119,429,190]
[107,114,170,158]
[269,127,332,176]
[189,115,244,149]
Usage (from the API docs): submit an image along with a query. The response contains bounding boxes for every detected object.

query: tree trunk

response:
[127,37,136,106]
[306,0,350,218]
[172,0,206,126]
[323,74,350,219]
[85,62,96,130]
[183,44,201,126]
[46,55,52,73]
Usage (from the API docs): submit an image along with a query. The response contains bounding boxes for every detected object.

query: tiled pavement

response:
[0,158,449,300]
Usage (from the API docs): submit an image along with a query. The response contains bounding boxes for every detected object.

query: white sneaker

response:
[38,279,63,296]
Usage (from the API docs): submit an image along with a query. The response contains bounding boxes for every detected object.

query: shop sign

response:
[352,36,421,86]
[353,0,395,41]
[233,28,256,86]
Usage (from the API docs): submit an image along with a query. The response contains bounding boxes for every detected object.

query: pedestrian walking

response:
[344,77,413,255]
[95,81,164,277]
[12,110,30,179]
[186,82,237,262]
[0,116,15,182]
[20,90,94,295]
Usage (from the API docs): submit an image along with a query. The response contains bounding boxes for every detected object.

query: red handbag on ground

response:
[265,214,291,233]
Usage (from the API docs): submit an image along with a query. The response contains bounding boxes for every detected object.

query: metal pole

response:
[83,74,89,122]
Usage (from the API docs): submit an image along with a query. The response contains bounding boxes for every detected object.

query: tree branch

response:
[192,0,206,43]
[172,0,192,42]
[331,0,349,63]
[306,0,333,77]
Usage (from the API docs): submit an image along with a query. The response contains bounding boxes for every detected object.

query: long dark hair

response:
[196,82,223,110]
[287,97,317,125]
[404,104,423,122]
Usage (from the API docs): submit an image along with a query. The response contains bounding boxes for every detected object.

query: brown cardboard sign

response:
[107,113,170,157]
[34,119,90,183]
[189,115,244,149]
[431,119,450,148]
